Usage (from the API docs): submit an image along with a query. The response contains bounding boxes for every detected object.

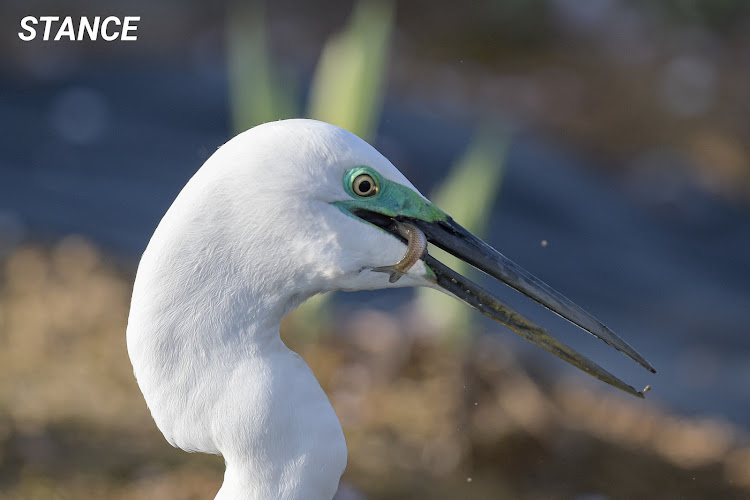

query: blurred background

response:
[1,0,750,498]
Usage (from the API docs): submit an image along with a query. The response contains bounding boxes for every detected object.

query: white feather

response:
[127,119,432,499]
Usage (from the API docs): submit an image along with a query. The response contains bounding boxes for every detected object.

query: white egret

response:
[127,119,654,499]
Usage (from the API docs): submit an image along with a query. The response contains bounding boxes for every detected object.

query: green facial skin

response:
[333,166,447,223]
[332,166,445,280]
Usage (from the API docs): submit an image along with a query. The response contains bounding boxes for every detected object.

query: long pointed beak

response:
[354,209,655,398]
[412,215,656,398]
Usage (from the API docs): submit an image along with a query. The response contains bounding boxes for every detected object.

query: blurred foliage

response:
[398,0,552,51]
[308,0,394,142]
[227,0,393,141]
[416,125,510,346]
[0,242,748,498]
[227,2,296,132]
[651,0,750,31]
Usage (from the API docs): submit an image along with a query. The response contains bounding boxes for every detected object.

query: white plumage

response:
[127,120,431,499]
[127,118,652,499]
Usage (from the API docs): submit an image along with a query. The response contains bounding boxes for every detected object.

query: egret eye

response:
[352,173,378,197]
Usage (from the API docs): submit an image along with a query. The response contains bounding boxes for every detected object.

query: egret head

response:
[137,119,653,400]
[182,119,442,296]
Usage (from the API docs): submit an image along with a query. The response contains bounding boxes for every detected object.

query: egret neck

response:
[128,221,347,498]
[126,128,354,499]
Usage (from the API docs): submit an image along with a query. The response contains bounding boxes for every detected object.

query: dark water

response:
[1,61,749,428]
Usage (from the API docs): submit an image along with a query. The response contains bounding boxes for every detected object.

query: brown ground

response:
[0,238,748,499]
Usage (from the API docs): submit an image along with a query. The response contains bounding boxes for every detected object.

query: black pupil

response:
[358,179,372,193]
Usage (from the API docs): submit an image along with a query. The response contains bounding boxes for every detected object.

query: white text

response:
[18,16,140,41]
